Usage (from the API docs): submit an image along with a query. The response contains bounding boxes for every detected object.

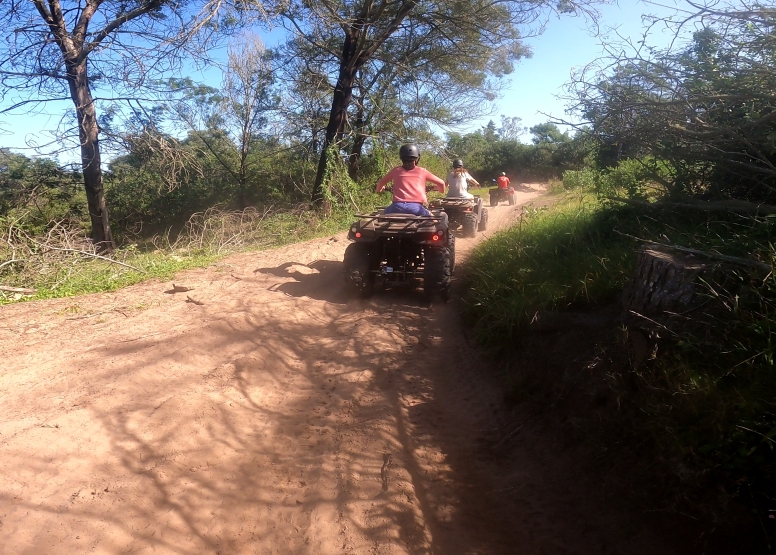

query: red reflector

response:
[355,232,362,238]
[432,234,440,241]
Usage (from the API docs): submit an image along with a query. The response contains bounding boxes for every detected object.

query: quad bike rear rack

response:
[352,210,447,235]
[432,196,480,206]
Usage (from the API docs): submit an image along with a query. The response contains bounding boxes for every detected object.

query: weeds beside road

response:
[0,198,385,304]
[463,188,776,551]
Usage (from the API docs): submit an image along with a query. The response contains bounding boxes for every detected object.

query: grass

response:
[463,188,776,542]
[0,192,389,305]
[463,192,635,347]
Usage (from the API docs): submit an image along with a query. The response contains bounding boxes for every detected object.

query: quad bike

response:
[344,208,455,301]
[488,179,516,207]
[429,196,488,238]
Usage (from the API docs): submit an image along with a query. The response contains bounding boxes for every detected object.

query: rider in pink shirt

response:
[376,144,445,216]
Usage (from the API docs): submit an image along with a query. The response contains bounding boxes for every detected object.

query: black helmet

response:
[399,143,420,161]
[453,159,463,168]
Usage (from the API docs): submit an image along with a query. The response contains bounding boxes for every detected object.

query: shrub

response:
[561,168,598,190]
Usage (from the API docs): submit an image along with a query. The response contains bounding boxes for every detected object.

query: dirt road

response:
[0,184,676,555]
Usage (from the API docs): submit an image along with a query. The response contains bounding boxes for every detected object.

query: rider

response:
[446,159,479,199]
[375,144,445,216]
[497,171,510,189]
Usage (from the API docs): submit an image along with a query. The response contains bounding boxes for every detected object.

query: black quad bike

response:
[429,196,488,238]
[344,209,455,301]
[488,179,517,207]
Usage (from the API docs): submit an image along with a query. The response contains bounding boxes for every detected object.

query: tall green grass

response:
[464,191,776,533]
[463,193,635,347]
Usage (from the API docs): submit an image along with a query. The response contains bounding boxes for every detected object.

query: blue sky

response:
[0,1,682,161]
[474,0,681,137]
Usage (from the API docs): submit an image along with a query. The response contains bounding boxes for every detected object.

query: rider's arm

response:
[424,170,446,193]
[376,168,397,192]
[466,173,480,187]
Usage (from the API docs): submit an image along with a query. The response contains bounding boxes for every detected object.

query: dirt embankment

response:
[1,184,677,555]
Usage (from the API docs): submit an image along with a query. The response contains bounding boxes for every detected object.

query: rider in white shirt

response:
[445,159,479,198]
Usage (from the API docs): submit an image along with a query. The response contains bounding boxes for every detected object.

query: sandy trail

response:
[0,184,675,555]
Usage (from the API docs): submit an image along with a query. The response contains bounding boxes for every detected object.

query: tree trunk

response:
[67,60,115,251]
[311,33,360,205]
[622,247,711,315]
[238,139,249,209]
[311,69,357,204]
[349,133,366,180]
[348,85,367,180]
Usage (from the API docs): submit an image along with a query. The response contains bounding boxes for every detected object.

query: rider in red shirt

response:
[497,172,510,189]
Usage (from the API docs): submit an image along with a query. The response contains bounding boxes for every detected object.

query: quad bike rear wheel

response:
[489,192,497,207]
[462,213,478,238]
[423,245,452,302]
[343,242,375,297]
[448,234,456,274]
[478,208,489,231]
[508,192,516,205]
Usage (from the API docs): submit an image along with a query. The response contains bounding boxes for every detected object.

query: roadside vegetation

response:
[465,183,776,534]
[0,120,584,304]
[464,3,776,549]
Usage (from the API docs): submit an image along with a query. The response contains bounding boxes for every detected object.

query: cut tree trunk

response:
[622,247,713,315]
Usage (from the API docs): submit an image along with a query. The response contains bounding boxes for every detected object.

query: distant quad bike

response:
[489,179,517,207]
[344,209,455,301]
[429,196,488,238]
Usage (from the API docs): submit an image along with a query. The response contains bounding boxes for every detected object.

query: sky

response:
[472,0,682,137]
[0,0,684,162]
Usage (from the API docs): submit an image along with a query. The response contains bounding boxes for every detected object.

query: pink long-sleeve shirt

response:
[376,166,445,203]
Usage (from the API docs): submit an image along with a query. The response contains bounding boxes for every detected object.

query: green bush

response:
[594,157,674,199]
[561,168,598,190]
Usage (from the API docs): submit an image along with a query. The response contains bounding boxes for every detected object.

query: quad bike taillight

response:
[432,234,440,241]
[355,232,362,238]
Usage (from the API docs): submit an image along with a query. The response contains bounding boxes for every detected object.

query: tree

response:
[565,1,776,202]
[278,0,605,204]
[167,34,277,208]
[0,149,83,224]
[275,38,334,162]
[0,1,234,250]
[482,120,500,143]
[499,115,526,141]
[529,122,569,144]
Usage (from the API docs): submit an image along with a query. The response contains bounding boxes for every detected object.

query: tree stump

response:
[622,247,713,315]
